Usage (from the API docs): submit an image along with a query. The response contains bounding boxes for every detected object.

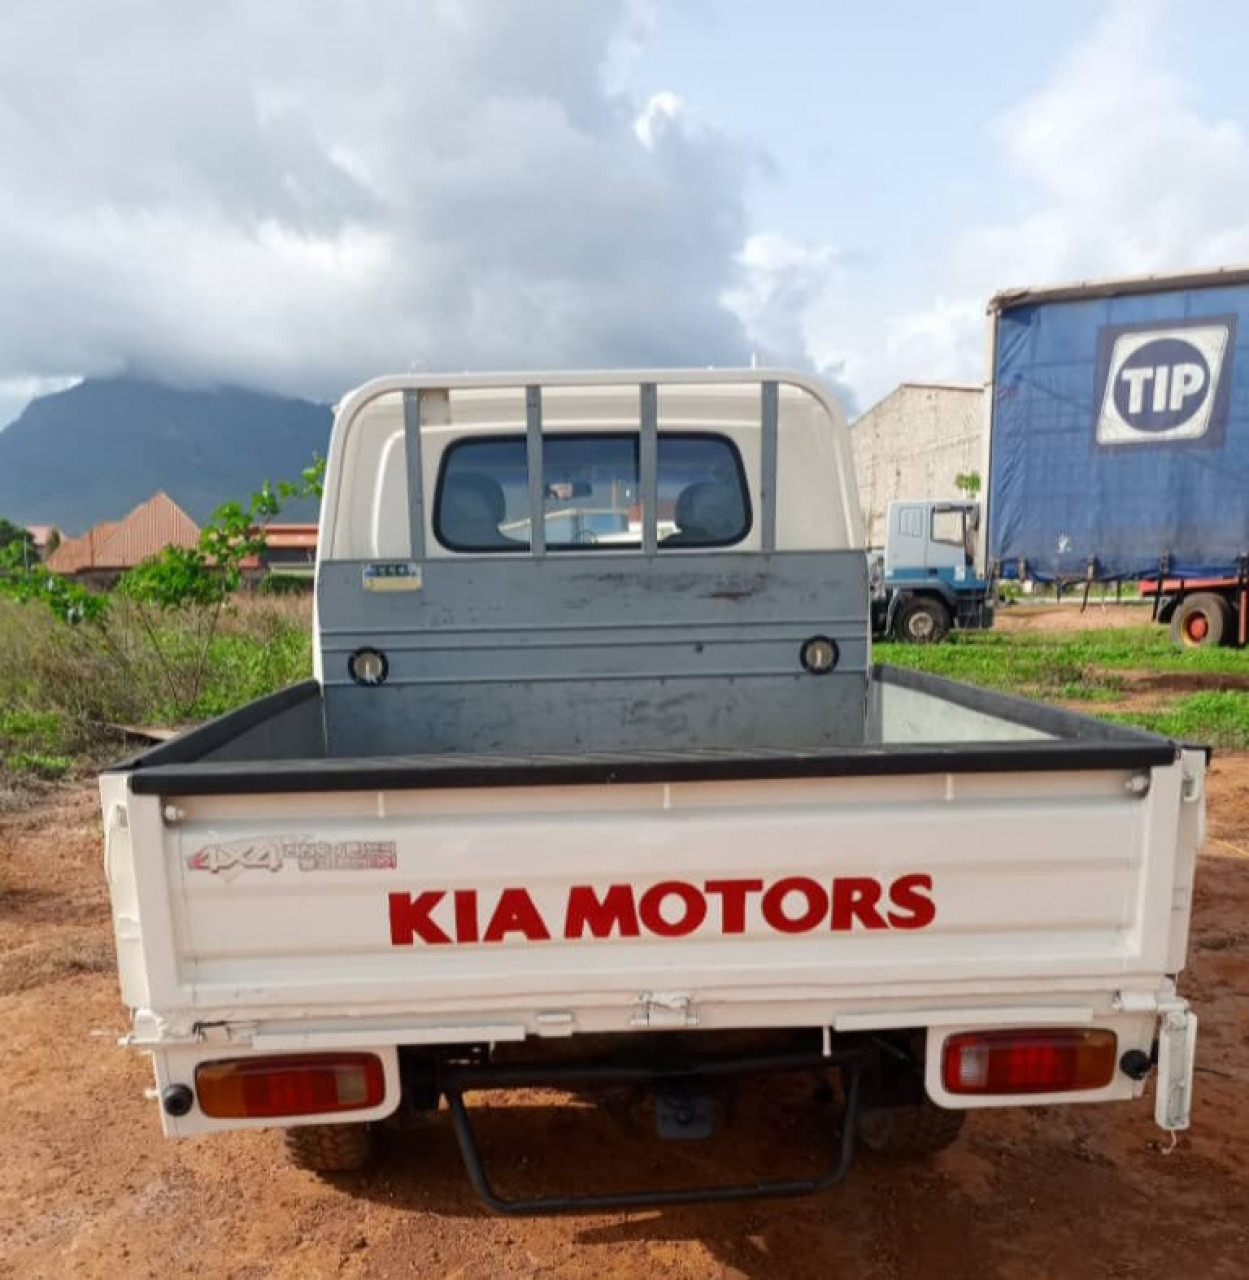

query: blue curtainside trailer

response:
[985,265,1249,646]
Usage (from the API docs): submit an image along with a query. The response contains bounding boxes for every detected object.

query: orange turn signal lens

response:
[942,1028,1118,1096]
[195,1053,385,1119]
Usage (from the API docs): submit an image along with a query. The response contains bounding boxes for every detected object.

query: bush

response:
[259,573,314,596]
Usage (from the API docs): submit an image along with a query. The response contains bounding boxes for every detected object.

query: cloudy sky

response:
[2,0,1248,427]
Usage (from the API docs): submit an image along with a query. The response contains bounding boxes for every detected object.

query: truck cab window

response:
[659,436,751,548]
[930,508,966,549]
[435,433,749,551]
[542,435,639,547]
[438,439,531,551]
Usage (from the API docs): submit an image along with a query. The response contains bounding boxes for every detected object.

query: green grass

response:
[1108,692,1249,748]
[879,625,1249,693]
[0,705,79,784]
[879,625,1249,748]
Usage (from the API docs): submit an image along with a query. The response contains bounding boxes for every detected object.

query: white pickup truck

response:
[100,371,1202,1213]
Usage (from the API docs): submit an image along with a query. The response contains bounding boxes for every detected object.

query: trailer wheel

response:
[284,1122,374,1173]
[857,1100,965,1158]
[1170,593,1231,648]
[894,597,951,644]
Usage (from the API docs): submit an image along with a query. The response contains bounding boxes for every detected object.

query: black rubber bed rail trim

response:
[114,666,1183,796]
[122,739,1176,795]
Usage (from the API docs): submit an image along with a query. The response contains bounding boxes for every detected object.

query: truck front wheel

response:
[1170,592,1232,648]
[284,1122,374,1173]
[857,1100,965,1157]
[894,597,952,644]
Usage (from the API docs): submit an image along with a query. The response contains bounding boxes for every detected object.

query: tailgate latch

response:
[631,992,699,1029]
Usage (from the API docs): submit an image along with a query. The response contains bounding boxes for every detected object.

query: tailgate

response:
[105,758,1200,1031]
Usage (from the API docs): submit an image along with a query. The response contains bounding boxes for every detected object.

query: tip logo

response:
[1096,320,1233,446]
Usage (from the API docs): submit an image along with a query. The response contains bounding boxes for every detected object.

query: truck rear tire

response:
[894,598,952,644]
[284,1122,374,1173]
[1170,593,1231,648]
[857,1100,965,1158]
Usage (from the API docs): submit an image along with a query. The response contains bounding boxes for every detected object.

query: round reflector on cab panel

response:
[800,635,839,674]
[348,647,389,686]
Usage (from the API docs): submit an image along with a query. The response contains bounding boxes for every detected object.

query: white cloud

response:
[721,233,863,409]
[739,0,1249,414]
[0,377,81,432]
[969,0,1249,284]
[0,0,752,405]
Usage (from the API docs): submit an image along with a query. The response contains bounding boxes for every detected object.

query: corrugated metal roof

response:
[46,494,199,573]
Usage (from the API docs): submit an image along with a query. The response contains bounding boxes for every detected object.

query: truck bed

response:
[118,664,1176,793]
[102,667,1200,1055]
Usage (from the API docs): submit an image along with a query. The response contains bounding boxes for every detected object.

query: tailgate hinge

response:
[196,1020,259,1045]
[1112,984,1186,1016]
[631,992,699,1029]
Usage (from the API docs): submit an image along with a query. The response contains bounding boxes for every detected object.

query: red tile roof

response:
[263,523,318,549]
[45,493,200,574]
[25,524,61,549]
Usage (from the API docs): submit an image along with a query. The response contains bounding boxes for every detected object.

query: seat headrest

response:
[441,473,507,544]
[674,481,744,542]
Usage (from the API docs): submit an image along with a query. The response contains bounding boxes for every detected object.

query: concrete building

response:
[851,382,983,547]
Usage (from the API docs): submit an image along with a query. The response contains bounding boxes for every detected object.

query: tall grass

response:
[0,595,312,796]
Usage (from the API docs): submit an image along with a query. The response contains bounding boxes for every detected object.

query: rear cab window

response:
[435,433,750,552]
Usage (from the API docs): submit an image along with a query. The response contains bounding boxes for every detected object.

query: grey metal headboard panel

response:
[319,551,869,756]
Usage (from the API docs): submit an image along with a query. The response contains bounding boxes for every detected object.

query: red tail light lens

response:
[195,1053,385,1119]
[942,1028,1118,1096]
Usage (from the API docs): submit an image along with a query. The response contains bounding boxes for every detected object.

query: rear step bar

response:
[437,1047,867,1215]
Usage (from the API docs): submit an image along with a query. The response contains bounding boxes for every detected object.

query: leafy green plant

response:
[954,471,982,499]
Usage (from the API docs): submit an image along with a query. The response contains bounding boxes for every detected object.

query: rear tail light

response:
[195,1053,385,1119]
[942,1028,1118,1096]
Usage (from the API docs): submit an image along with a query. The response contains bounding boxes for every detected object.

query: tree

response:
[0,517,36,566]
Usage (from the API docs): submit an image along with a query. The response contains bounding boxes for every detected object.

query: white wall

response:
[851,383,983,547]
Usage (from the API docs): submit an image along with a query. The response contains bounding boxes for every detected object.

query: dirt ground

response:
[994,601,1156,633]
[2,762,1248,1280]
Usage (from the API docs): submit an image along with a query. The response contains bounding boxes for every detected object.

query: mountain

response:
[0,378,333,533]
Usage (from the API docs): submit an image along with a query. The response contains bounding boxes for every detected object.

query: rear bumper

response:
[140,998,1189,1137]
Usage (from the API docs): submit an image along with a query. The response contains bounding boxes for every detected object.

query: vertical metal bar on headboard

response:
[639,382,658,557]
[403,388,427,560]
[525,385,546,558]
[760,380,779,553]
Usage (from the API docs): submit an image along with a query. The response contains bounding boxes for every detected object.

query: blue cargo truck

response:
[986,266,1249,647]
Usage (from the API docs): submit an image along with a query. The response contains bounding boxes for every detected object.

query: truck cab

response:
[871,499,994,642]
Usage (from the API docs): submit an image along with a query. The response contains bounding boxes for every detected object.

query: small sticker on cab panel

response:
[363,562,422,592]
